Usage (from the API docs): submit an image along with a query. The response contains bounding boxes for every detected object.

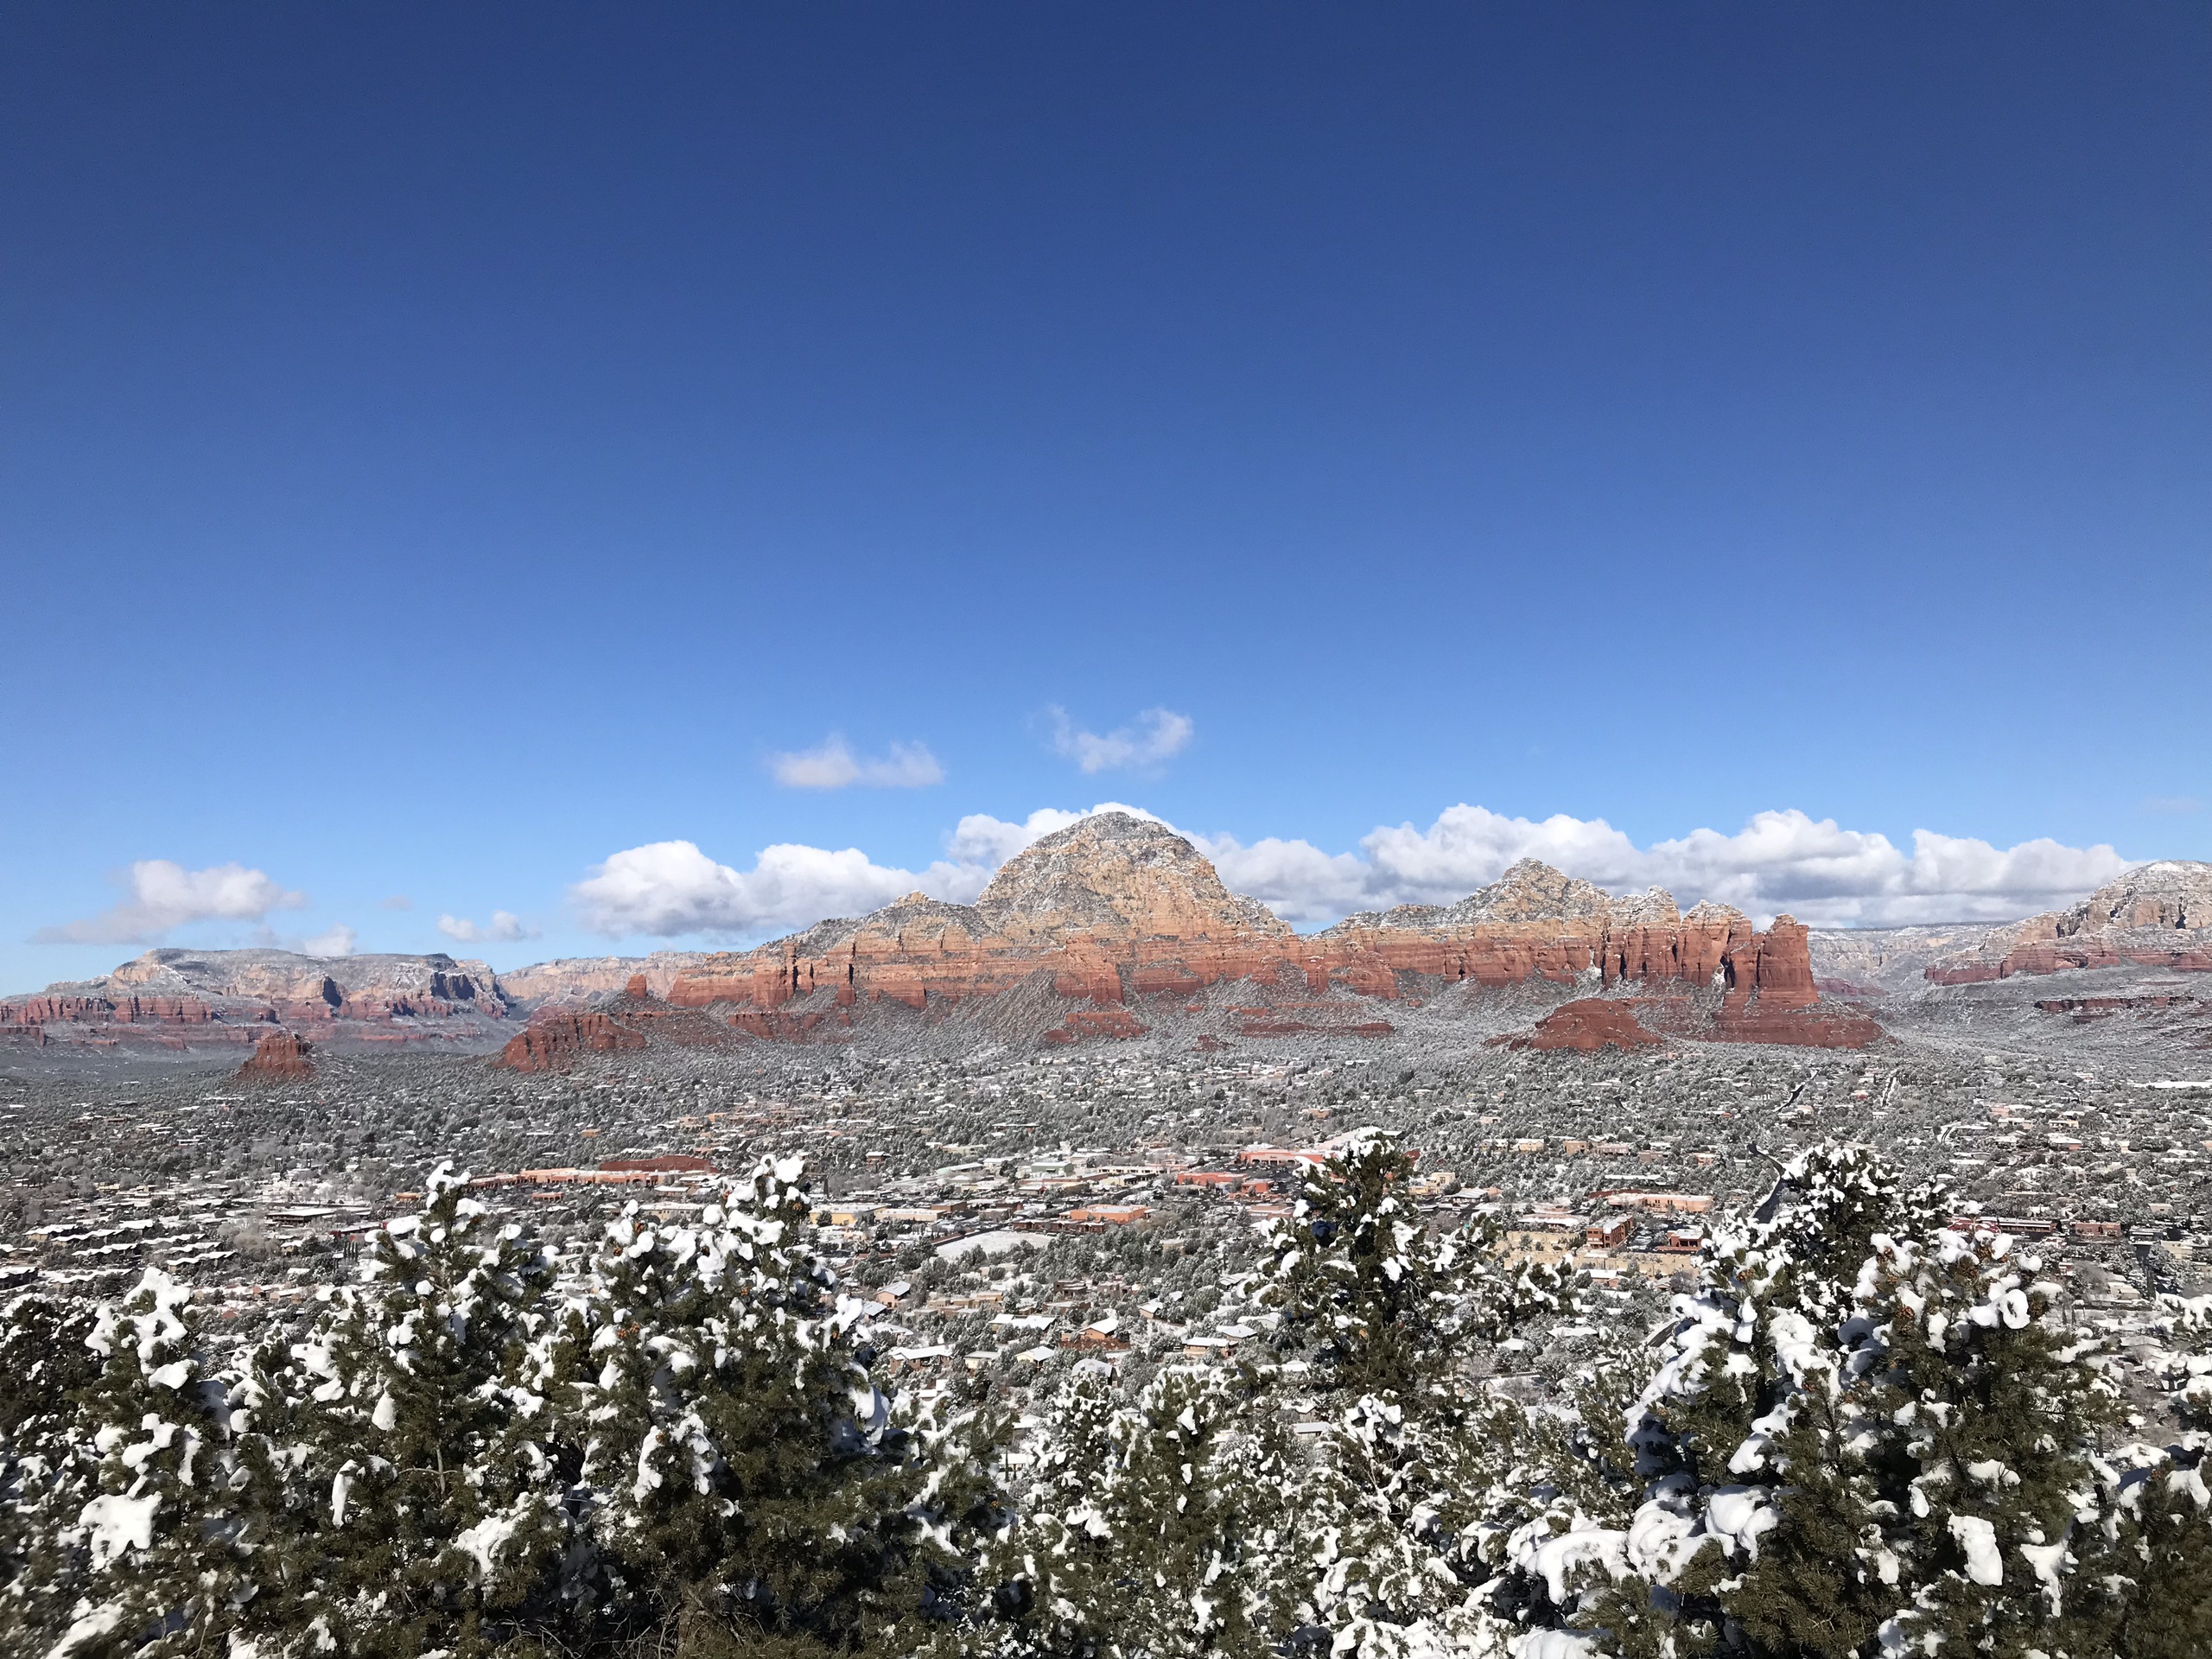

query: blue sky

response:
[3,3,2207,989]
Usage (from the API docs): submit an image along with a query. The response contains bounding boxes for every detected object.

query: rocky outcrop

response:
[237,1030,315,1084]
[1497,998,1663,1052]
[497,1013,650,1073]
[1924,862,2212,983]
[493,979,742,1071]
[664,814,1869,1049]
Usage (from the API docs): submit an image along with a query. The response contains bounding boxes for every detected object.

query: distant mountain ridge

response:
[657,814,1859,1047]
[26,817,2202,1060]
[1923,861,2212,983]
[1,946,512,1054]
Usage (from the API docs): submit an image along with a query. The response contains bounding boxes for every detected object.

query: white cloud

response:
[1048,708,1193,774]
[379,894,414,911]
[437,911,541,944]
[301,924,358,957]
[35,861,309,945]
[770,735,944,790]
[573,841,988,939]
[1192,834,1370,928]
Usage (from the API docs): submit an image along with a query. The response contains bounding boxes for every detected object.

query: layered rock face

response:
[1807,924,2012,996]
[665,814,1867,1047]
[497,951,715,1007]
[498,1012,652,1072]
[1925,861,2212,984]
[1,948,514,1050]
[1312,862,1817,1009]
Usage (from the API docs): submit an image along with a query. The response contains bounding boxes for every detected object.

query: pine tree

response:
[14,1269,247,1659]
[234,1160,570,1657]
[1503,1142,2121,1659]
[1000,1360,1299,1659]
[1263,1131,1567,1399]
[569,1153,981,1656]
[1259,1130,1567,1656]
[1863,1224,2114,1658]
[0,1291,101,1653]
[2069,1293,2212,1658]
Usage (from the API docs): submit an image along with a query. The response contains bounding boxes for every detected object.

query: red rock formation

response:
[497,1014,650,1073]
[1497,999,1663,1052]
[1043,1007,1147,1046]
[1704,1000,1884,1048]
[657,819,1866,1050]
[238,1030,315,1083]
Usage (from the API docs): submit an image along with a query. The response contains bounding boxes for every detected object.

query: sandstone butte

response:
[660,811,1876,1049]
[497,1012,651,1073]
[1924,861,2212,984]
[236,1029,315,1084]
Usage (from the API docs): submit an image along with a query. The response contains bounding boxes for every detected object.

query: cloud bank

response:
[438,911,540,944]
[1049,708,1193,773]
[1200,805,2132,929]
[35,861,309,945]
[572,804,1162,939]
[770,735,944,790]
[575,802,2136,943]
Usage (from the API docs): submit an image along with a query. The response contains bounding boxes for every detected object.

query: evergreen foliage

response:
[231,1159,570,1656]
[3,1138,2208,1659]
[1003,1361,1297,1658]
[16,1269,244,1658]
[0,1291,101,1650]
[567,1154,984,1656]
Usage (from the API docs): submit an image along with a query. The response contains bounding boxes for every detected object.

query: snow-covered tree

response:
[11,1270,245,1659]
[0,1291,101,1652]
[2069,1293,2212,1658]
[234,1161,570,1657]
[999,1360,1300,1659]
[568,1153,983,1656]
[1492,1142,2120,1659]
[1253,1130,1574,1656]
[1263,1131,1568,1399]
